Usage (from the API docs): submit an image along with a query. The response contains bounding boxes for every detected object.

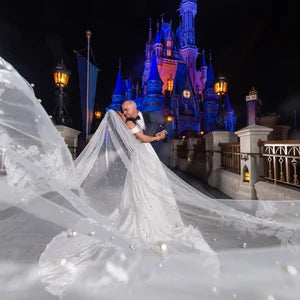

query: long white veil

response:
[0,56,300,299]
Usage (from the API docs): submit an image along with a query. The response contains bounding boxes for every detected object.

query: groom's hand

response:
[155,131,167,140]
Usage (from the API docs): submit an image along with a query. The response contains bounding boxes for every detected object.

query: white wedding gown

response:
[1,56,300,300]
[108,125,215,256]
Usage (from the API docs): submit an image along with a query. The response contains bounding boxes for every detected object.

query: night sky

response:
[1,0,299,132]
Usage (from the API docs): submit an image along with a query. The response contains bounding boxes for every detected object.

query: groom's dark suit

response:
[141,111,171,165]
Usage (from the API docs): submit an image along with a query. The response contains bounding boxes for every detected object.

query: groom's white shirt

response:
[136,111,145,131]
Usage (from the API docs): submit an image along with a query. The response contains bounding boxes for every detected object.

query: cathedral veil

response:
[1,56,300,299]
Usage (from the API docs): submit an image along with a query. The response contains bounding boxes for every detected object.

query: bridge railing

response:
[262,140,300,188]
[219,142,241,174]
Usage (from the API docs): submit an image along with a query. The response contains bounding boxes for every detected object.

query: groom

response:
[121,100,171,164]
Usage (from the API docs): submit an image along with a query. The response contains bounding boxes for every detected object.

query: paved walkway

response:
[170,168,231,199]
[0,172,278,299]
[0,169,227,266]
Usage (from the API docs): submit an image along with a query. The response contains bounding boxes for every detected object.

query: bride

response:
[1,56,300,300]
[109,107,216,256]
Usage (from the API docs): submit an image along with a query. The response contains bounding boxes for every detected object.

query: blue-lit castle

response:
[107,0,236,137]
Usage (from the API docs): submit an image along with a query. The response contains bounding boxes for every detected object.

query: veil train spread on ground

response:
[1,56,300,300]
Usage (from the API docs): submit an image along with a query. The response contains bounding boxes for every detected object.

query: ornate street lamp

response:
[213,74,228,130]
[53,60,72,126]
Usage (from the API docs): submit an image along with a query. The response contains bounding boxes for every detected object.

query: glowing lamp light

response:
[167,115,173,122]
[183,89,191,98]
[53,61,71,88]
[181,135,186,140]
[95,110,102,119]
[244,171,250,183]
[200,131,204,135]
[214,75,228,96]
[187,156,191,163]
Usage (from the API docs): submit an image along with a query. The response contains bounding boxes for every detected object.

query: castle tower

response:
[179,0,198,91]
[143,54,165,112]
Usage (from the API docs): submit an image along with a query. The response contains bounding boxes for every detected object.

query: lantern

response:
[94,110,102,119]
[53,61,71,88]
[167,115,173,122]
[214,74,228,96]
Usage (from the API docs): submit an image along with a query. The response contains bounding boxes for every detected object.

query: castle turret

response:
[143,54,165,112]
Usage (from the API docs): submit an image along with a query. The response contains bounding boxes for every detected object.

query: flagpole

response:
[86,30,91,142]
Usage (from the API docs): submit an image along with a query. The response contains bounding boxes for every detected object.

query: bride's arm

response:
[126,121,158,143]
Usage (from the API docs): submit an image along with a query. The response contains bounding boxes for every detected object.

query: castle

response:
[107,0,236,137]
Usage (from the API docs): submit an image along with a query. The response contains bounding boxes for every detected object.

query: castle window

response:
[166,41,172,56]
[167,75,174,92]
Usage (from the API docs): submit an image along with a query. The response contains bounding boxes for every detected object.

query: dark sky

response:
[1,0,299,131]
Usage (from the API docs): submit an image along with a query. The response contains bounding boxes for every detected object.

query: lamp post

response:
[53,60,71,126]
[214,74,228,131]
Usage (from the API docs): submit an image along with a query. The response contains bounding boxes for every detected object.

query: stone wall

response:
[254,181,300,200]
[169,126,300,200]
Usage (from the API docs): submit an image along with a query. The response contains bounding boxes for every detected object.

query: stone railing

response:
[177,141,188,159]
[262,140,300,188]
[219,142,241,174]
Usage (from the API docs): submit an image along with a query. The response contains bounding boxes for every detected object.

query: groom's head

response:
[122,100,139,118]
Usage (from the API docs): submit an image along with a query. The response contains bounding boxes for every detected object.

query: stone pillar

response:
[235,124,273,199]
[204,131,238,187]
[169,139,183,168]
[55,125,81,159]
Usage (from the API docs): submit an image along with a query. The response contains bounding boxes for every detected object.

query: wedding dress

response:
[1,56,300,300]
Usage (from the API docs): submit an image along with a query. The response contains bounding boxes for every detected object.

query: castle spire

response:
[147,54,162,83]
[107,60,124,111]
[113,60,123,95]
[206,62,215,90]
[147,18,152,44]
[143,53,165,112]
[155,20,161,43]
[201,49,207,67]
